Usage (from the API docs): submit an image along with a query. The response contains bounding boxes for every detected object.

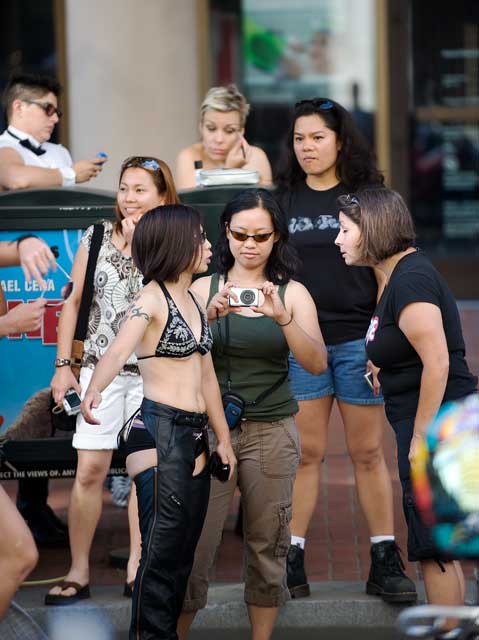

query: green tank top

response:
[208,273,298,421]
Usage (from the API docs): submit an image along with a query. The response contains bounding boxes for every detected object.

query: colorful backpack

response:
[411,393,479,558]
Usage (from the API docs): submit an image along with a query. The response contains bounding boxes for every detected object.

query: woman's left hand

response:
[408,432,424,463]
[225,135,251,169]
[121,215,141,246]
[252,281,291,325]
[216,439,237,481]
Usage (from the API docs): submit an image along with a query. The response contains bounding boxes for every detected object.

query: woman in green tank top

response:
[178,189,326,640]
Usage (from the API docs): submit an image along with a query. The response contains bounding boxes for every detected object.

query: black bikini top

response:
[137,281,213,360]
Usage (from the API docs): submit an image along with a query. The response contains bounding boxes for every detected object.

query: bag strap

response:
[74,223,104,341]
[219,313,288,406]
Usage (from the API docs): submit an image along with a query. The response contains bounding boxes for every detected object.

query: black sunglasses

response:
[229,228,275,243]
[24,99,62,119]
[294,98,334,111]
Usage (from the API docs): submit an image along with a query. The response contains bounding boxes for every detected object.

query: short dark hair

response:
[132,204,203,283]
[2,72,62,120]
[216,188,300,284]
[337,188,416,264]
[275,97,384,193]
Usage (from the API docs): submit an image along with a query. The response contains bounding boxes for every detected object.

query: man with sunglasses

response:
[0,72,105,191]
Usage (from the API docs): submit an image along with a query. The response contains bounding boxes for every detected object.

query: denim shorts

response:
[288,337,383,405]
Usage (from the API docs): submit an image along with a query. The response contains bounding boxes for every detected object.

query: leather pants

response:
[129,399,210,640]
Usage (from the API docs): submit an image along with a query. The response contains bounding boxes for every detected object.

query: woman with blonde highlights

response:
[176,84,272,188]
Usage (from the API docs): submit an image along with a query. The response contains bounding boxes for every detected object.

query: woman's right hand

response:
[206,281,240,321]
[51,366,81,406]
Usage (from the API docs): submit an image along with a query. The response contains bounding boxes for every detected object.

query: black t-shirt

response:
[276,181,378,345]
[365,250,477,423]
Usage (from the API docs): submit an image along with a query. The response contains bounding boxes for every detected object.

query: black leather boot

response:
[287,544,311,598]
[366,541,417,603]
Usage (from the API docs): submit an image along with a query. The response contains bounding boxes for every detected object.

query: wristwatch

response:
[54,358,71,367]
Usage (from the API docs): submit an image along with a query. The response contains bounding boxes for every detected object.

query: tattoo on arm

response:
[128,305,150,322]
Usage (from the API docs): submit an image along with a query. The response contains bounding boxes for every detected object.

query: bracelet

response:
[15,234,37,247]
[54,358,71,368]
[276,315,293,327]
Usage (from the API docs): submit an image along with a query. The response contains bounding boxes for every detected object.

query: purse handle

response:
[74,223,104,341]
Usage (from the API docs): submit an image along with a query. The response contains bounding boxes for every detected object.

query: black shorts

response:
[124,410,209,459]
[390,416,454,564]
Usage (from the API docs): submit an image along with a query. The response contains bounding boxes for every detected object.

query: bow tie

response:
[7,129,46,156]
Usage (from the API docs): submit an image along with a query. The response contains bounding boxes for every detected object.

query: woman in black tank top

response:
[81,205,236,640]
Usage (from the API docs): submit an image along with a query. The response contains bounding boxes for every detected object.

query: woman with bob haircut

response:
[177,188,327,640]
[175,84,272,188]
[275,98,413,604]
[81,204,236,640]
[46,156,179,606]
[335,187,477,608]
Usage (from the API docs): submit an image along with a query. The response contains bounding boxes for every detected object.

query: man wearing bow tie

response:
[0,72,105,191]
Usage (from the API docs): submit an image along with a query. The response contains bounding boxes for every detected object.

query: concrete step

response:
[3,580,477,638]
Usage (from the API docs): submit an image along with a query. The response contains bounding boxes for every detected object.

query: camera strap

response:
[217,313,288,407]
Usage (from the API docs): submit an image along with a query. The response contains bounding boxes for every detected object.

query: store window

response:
[0,0,60,136]
[410,0,478,256]
[209,0,377,173]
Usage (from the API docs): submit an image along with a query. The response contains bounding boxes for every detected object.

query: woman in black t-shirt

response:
[275,99,415,604]
[335,187,477,607]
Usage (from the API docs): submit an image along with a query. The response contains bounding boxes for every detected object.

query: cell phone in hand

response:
[63,388,82,416]
[364,371,375,391]
[209,452,230,483]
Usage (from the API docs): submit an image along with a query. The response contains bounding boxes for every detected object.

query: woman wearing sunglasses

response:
[177,188,326,640]
[274,98,417,603]
[46,156,179,606]
[81,205,236,639]
[335,187,477,610]
[175,84,272,189]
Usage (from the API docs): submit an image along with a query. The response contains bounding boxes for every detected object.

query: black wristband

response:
[276,315,293,327]
[15,234,37,247]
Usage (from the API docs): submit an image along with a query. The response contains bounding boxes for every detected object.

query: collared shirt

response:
[0,126,73,169]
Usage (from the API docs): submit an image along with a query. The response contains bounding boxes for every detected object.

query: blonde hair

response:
[200,84,250,128]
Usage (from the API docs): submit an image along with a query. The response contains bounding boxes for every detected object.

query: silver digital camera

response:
[229,287,260,307]
[63,388,82,416]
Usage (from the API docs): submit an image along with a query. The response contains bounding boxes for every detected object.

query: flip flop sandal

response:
[44,581,91,606]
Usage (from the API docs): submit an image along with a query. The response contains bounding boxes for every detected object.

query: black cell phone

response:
[209,452,230,483]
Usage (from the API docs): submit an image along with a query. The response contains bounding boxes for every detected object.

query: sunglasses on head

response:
[294,98,334,111]
[122,157,160,171]
[228,228,275,243]
[24,99,62,118]
[337,194,361,208]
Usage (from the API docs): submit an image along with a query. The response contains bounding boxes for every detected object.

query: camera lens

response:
[240,289,255,305]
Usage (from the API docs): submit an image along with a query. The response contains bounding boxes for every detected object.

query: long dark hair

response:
[215,188,300,284]
[133,204,203,283]
[275,98,384,193]
[115,156,179,235]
